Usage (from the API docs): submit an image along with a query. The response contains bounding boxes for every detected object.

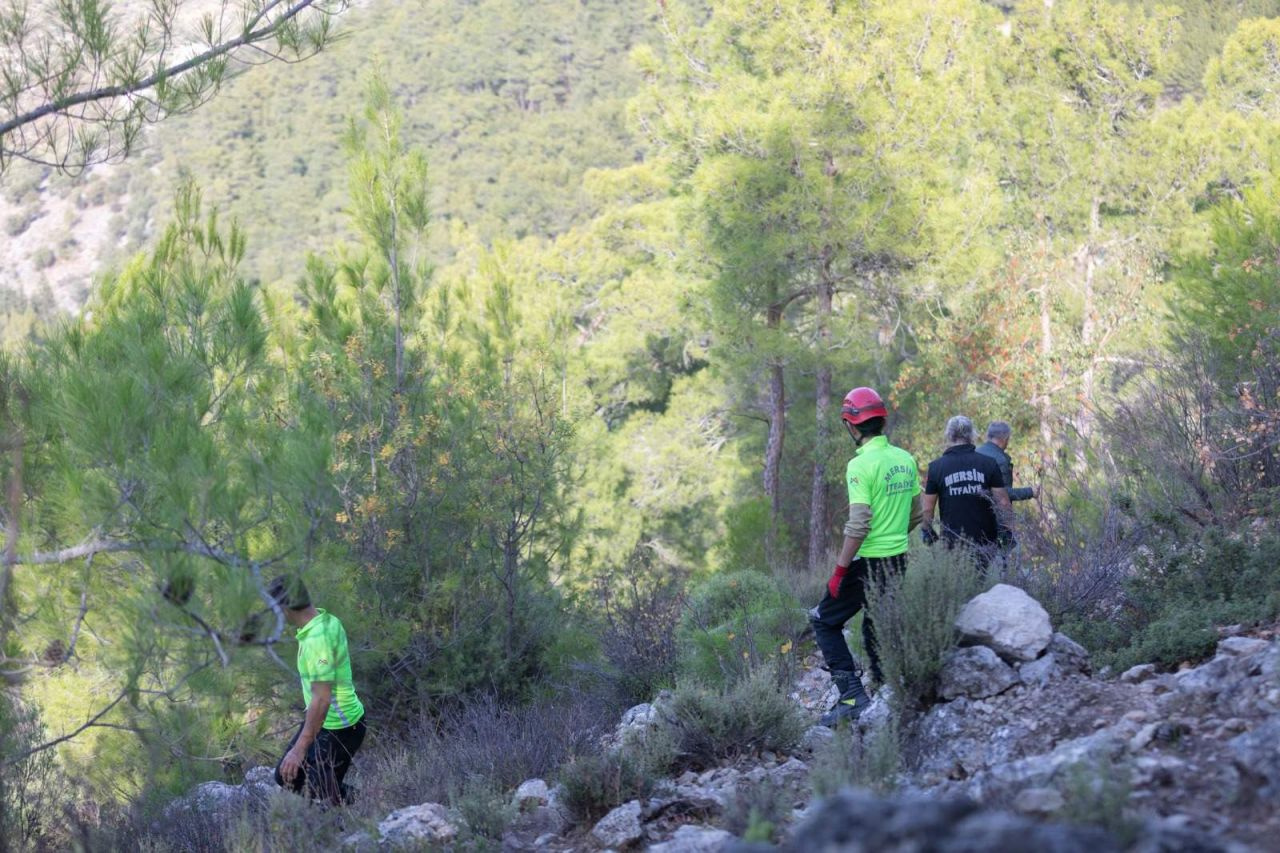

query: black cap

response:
[266,575,311,611]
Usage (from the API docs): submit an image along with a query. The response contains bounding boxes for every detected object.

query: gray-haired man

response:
[921,416,1013,558]
[977,421,1035,502]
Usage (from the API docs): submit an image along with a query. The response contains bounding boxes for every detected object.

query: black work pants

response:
[809,554,906,684]
[274,718,366,804]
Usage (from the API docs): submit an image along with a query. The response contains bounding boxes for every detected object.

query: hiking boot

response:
[820,669,871,727]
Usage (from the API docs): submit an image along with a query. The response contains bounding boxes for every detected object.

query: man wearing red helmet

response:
[810,386,923,726]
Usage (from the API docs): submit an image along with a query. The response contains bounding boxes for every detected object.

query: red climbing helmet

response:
[840,387,888,425]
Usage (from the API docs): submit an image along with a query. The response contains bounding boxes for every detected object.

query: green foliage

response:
[809,716,903,798]
[557,741,669,822]
[720,780,790,844]
[1058,755,1138,844]
[292,83,587,713]
[1174,179,1280,365]
[675,570,805,687]
[1127,1,1280,95]
[451,774,517,842]
[865,546,991,712]
[0,695,68,848]
[593,551,687,707]
[664,667,807,770]
[1204,17,1280,117]
[1068,529,1280,670]
[0,0,345,171]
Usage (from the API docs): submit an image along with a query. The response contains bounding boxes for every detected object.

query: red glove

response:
[827,564,849,598]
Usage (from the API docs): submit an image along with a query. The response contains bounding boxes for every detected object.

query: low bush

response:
[359,687,613,817]
[809,717,902,797]
[719,780,790,844]
[557,734,673,822]
[1058,755,1137,844]
[0,695,76,849]
[665,667,806,770]
[1064,529,1280,670]
[593,549,687,707]
[676,570,806,688]
[451,774,517,842]
[865,545,991,713]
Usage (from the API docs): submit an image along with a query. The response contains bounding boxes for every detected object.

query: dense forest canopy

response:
[2,0,1280,846]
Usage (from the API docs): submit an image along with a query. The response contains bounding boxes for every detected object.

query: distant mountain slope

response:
[0,0,656,341]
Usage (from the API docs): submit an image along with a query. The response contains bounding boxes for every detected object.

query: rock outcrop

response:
[938,645,1021,700]
[955,583,1054,662]
[376,802,459,847]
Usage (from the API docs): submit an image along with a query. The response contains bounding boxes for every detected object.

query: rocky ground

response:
[171,584,1280,851]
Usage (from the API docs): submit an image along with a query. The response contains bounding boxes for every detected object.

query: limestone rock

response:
[775,788,1119,853]
[647,824,733,852]
[377,802,458,847]
[592,799,644,849]
[1018,654,1060,688]
[503,805,570,851]
[1229,716,1280,800]
[1120,664,1158,684]
[512,778,550,811]
[1012,787,1065,817]
[798,724,835,754]
[1218,636,1270,658]
[940,646,1021,700]
[622,703,658,728]
[1048,633,1091,675]
[955,584,1053,663]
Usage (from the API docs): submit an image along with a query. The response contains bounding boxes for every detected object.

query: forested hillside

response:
[3,0,1280,849]
[0,0,656,339]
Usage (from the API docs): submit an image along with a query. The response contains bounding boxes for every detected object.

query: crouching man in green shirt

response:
[268,575,367,806]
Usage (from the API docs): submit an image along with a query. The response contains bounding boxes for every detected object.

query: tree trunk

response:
[1,432,21,653]
[808,252,834,572]
[764,304,786,562]
[1038,237,1055,450]
[1078,197,1101,445]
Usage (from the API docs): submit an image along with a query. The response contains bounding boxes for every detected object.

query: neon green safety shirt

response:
[845,435,921,558]
[295,609,365,730]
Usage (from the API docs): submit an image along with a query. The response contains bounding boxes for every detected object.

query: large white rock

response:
[647,824,733,852]
[592,799,645,848]
[377,802,459,846]
[512,778,550,811]
[955,584,1053,663]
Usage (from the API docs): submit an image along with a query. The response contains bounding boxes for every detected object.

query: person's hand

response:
[922,527,938,546]
[826,564,849,598]
[280,746,305,784]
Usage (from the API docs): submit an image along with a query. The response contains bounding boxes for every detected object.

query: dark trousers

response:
[809,554,906,684]
[274,718,366,804]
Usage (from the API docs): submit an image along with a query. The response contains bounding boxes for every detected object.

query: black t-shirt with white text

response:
[924,444,1006,546]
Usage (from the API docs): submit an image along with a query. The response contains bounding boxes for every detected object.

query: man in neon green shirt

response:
[809,387,923,726]
[269,575,366,806]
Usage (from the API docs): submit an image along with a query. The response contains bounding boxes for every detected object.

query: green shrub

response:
[866,545,991,712]
[809,717,902,797]
[1058,756,1137,844]
[557,728,676,823]
[665,667,806,769]
[451,774,517,841]
[720,780,790,844]
[594,551,687,706]
[1069,529,1280,670]
[676,570,806,688]
[0,696,70,848]
[719,497,776,572]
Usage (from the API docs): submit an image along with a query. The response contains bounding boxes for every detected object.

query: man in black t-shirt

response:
[922,416,1013,562]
